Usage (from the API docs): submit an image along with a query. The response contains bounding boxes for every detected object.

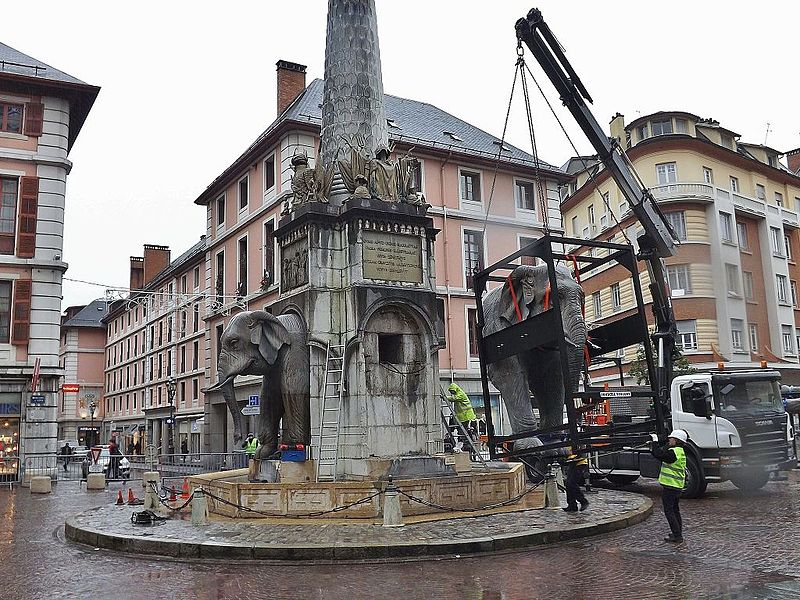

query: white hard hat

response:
[668,429,688,443]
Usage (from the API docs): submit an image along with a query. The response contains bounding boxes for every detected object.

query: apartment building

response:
[102,239,207,455]
[193,61,569,451]
[58,300,107,447]
[561,111,800,383]
[0,43,98,480]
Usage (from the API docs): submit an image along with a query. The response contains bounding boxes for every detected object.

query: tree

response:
[627,341,696,385]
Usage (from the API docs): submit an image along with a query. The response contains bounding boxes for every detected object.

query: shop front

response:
[0,394,21,482]
[77,425,99,449]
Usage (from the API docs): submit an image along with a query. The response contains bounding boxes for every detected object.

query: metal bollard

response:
[544,462,561,509]
[191,488,209,525]
[382,477,404,527]
[143,471,160,511]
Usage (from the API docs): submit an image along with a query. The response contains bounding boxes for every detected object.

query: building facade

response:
[58,300,108,447]
[561,111,800,383]
[102,240,207,455]
[0,44,98,480]
[192,62,568,452]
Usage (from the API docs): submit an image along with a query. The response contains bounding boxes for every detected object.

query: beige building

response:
[561,111,800,383]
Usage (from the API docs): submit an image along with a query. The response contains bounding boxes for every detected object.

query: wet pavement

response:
[3,475,800,599]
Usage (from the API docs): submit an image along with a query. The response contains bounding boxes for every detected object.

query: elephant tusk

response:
[204,373,237,392]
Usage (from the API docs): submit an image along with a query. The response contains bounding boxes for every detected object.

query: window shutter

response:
[17,176,38,258]
[11,279,32,345]
[23,103,44,137]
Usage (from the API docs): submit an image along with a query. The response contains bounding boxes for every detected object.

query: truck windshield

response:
[714,378,783,416]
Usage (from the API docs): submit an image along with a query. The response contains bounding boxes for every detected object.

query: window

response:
[587,204,595,226]
[771,227,784,255]
[637,124,648,141]
[0,281,10,342]
[263,221,275,286]
[0,103,22,133]
[725,263,740,295]
[782,325,794,354]
[731,319,744,352]
[749,324,758,352]
[463,230,484,289]
[592,292,602,318]
[467,308,479,359]
[702,167,713,184]
[180,310,187,338]
[571,215,579,237]
[410,159,423,192]
[676,320,698,351]
[216,194,225,226]
[216,251,225,303]
[180,345,186,373]
[736,222,749,250]
[215,325,224,375]
[651,119,673,136]
[730,176,739,192]
[655,162,677,184]
[675,119,687,134]
[515,180,535,211]
[743,271,754,301]
[0,178,18,254]
[193,304,199,333]
[785,235,793,261]
[264,155,275,192]
[792,280,799,307]
[612,283,622,310]
[192,379,199,405]
[775,192,784,207]
[721,134,734,150]
[755,184,766,200]
[180,381,186,407]
[667,264,692,294]
[167,350,172,376]
[664,211,687,241]
[238,237,248,296]
[193,266,200,291]
[518,236,538,266]
[777,274,789,303]
[192,340,199,370]
[460,170,481,203]
[719,212,733,242]
[238,176,248,210]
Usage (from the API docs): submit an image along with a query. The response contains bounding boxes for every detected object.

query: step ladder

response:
[439,390,489,470]
[315,342,345,482]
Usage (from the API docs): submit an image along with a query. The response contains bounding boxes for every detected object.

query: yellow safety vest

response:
[658,445,686,489]
[244,438,259,455]
[448,385,477,422]
[567,447,588,466]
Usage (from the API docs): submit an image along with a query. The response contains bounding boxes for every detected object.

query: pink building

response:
[193,62,569,451]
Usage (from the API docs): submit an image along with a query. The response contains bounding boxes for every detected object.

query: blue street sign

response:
[30,394,45,406]
[248,395,260,407]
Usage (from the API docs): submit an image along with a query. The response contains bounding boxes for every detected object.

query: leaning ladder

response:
[315,343,346,482]
[439,391,489,470]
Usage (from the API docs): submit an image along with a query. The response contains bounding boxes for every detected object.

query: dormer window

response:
[443,131,463,142]
[651,119,673,136]
[492,140,511,152]
[720,134,734,150]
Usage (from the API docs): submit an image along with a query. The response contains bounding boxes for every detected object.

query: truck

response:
[472,8,796,497]
[593,368,796,497]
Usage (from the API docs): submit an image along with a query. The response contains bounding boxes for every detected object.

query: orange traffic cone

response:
[115,489,124,505]
[168,486,177,503]
[127,488,136,504]
[181,478,190,500]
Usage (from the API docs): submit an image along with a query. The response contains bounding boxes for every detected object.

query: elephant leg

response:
[281,391,311,446]
[256,376,282,459]
[526,349,567,431]
[488,356,541,453]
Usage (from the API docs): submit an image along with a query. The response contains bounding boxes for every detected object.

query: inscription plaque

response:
[362,231,422,283]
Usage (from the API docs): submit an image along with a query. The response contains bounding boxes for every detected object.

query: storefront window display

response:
[0,414,20,482]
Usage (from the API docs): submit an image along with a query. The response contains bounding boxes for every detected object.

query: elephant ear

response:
[499,266,535,324]
[246,311,292,365]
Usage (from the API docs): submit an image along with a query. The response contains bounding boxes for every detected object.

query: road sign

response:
[242,406,260,416]
[29,394,45,406]
[248,395,260,407]
[62,384,80,393]
[90,447,101,464]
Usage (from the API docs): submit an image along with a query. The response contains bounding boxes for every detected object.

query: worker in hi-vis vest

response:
[243,433,259,457]
[445,382,478,444]
[651,429,688,543]
[562,447,589,512]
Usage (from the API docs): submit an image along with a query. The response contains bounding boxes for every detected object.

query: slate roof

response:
[0,42,88,85]
[196,78,565,204]
[63,299,109,328]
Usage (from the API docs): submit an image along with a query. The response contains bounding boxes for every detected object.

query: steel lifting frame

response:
[473,233,667,461]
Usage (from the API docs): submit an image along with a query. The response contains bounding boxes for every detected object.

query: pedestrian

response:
[562,447,589,512]
[108,436,122,479]
[444,382,478,447]
[134,439,142,456]
[651,429,688,543]
[181,438,188,463]
[127,441,135,456]
[242,433,259,459]
[60,441,72,472]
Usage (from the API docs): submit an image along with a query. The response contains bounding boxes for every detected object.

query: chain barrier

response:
[395,479,544,514]
[200,487,383,519]
[150,482,195,511]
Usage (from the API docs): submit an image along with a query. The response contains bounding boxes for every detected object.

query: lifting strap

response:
[506,274,524,322]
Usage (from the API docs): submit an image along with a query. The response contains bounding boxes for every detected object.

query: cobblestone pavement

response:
[3,475,800,600]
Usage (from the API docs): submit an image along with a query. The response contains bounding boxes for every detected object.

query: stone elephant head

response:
[206,310,310,458]
[483,264,587,451]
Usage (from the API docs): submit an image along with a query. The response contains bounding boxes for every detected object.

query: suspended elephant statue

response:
[482,264,587,455]
[206,311,310,459]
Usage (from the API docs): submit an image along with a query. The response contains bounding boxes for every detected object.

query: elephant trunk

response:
[220,378,244,445]
[561,294,588,396]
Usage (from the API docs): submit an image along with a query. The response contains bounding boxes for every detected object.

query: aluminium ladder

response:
[439,390,489,469]
[315,342,346,482]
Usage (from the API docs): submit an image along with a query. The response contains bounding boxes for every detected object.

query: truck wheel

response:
[607,474,639,486]
[682,454,707,499]
[730,469,770,492]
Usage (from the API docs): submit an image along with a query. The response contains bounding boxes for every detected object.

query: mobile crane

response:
[472,9,796,498]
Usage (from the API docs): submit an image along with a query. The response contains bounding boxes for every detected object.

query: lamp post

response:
[166,377,176,457]
[86,393,97,447]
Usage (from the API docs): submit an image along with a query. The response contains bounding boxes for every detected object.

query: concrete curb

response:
[64,495,652,562]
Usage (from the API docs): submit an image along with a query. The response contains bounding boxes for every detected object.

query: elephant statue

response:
[206,310,310,459]
[482,264,587,454]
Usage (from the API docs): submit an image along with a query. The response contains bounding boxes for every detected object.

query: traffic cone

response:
[181,478,190,500]
[115,489,124,505]
[168,486,177,503]
[127,488,136,504]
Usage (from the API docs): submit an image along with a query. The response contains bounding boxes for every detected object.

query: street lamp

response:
[166,377,176,457]
[86,393,97,447]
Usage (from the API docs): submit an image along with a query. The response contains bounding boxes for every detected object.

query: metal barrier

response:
[131,452,248,480]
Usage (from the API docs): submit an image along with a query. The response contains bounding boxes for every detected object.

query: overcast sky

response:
[9,1,799,309]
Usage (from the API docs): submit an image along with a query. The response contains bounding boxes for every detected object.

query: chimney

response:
[276,60,307,116]
[787,148,800,174]
[609,113,626,146]
[129,256,144,291]
[142,244,171,286]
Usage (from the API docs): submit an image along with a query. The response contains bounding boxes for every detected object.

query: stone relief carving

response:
[285,151,334,214]
[281,239,309,290]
